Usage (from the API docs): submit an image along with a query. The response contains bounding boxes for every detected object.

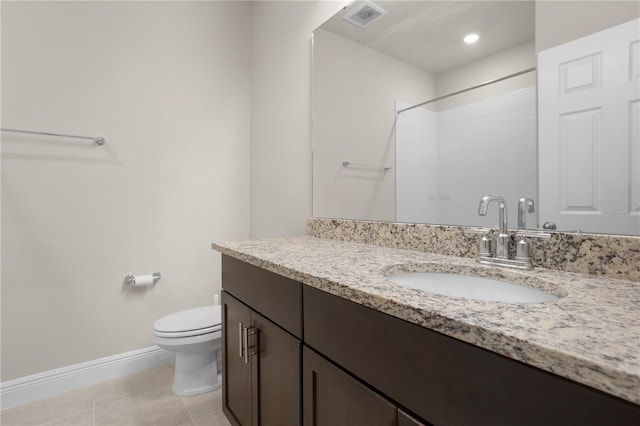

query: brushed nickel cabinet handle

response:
[243,326,257,364]
[243,326,250,364]
[238,322,244,359]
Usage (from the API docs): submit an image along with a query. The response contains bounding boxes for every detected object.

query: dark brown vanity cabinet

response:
[221,256,302,426]
[304,285,640,426]
[221,256,640,426]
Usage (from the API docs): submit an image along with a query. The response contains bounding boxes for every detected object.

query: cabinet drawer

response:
[222,255,302,338]
[303,285,640,426]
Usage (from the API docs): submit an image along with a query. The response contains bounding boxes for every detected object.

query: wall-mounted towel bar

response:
[1,128,106,145]
[342,161,392,171]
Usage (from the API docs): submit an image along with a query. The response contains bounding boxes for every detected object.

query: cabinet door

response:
[222,291,253,426]
[398,410,430,426]
[253,311,301,426]
[303,347,396,426]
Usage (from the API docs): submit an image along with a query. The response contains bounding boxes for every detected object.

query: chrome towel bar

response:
[1,128,106,145]
[342,161,392,171]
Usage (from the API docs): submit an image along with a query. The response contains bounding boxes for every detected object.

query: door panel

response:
[538,18,640,234]
[222,291,253,426]
[253,311,301,426]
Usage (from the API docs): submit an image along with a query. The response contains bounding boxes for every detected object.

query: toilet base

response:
[172,349,221,396]
[172,375,221,396]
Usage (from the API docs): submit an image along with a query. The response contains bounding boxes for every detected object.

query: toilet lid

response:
[153,305,221,338]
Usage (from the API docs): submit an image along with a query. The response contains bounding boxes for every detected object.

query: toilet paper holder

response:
[125,272,161,287]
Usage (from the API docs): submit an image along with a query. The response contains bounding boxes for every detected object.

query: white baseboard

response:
[0,346,174,410]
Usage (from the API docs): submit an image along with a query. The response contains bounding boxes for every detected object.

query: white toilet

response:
[152,305,222,396]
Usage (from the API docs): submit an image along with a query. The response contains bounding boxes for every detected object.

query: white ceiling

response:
[319,0,535,75]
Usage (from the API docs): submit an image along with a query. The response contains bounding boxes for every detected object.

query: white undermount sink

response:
[386,271,560,303]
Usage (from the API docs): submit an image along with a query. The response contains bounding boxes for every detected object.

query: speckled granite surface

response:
[307,218,640,282]
[212,236,640,405]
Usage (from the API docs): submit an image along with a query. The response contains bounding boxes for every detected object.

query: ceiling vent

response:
[343,1,388,28]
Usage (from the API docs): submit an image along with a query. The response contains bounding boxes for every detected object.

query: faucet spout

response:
[478,195,508,234]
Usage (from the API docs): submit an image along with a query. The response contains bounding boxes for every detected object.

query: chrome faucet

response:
[476,195,532,270]
[477,195,509,258]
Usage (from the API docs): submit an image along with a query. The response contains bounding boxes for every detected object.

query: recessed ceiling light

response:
[464,33,480,44]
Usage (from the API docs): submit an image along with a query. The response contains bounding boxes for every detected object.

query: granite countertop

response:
[212,236,640,405]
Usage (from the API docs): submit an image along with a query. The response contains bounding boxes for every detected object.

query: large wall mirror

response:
[312,0,640,235]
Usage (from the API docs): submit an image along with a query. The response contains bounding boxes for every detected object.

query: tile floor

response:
[0,364,232,426]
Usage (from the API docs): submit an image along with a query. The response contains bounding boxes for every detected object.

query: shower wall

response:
[396,86,536,227]
[1,1,251,381]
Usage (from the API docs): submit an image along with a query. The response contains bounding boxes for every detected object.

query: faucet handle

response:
[479,232,492,257]
[518,197,536,229]
[516,237,530,261]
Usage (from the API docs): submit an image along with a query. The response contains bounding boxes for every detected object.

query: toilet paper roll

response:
[132,275,154,287]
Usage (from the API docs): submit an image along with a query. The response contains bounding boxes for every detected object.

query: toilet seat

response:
[153,306,221,338]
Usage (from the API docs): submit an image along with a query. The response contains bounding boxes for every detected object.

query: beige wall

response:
[312,28,435,221]
[250,1,347,238]
[1,1,251,380]
[536,0,640,51]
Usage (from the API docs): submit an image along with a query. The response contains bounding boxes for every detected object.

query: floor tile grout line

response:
[93,367,175,408]
[26,385,98,426]
[181,395,196,426]
[93,384,96,426]
[34,408,95,426]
